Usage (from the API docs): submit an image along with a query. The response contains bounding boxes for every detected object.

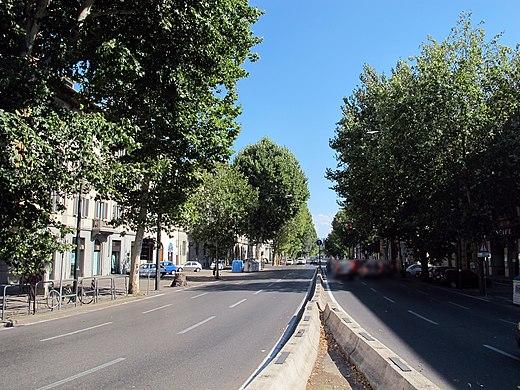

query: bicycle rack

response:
[94,277,116,301]
[78,277,97,304]
[33,280,56,314]
[1,284,30,321]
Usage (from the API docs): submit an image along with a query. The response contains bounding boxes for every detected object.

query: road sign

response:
[316,239,323,246]
[478,242,490,258]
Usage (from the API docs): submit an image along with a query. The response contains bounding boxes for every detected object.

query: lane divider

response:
[40,322,113,342]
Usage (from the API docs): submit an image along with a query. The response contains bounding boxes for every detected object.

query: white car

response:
[296,258,306,265]
[181,261,202,272]
[286,259,294,265]
[405,263,430,277]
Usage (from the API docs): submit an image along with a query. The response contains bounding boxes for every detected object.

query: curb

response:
[320,275,440,390]
[244,270,320,390]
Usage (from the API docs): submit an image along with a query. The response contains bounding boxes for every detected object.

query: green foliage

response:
[0,1,261,282]
[274,204,318,259]
[186,164,258,258]
[234,138,310,244]
[328,13,520,260]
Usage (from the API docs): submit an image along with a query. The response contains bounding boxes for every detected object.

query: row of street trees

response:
[187,138,315,272]
[0,1,261,293]
[327,14,520,276]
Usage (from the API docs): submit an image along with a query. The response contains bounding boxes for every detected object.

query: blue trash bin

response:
[232,259,244,273]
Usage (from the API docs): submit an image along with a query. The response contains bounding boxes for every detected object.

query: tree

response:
[73,1,262,293]
[0,2,131,279]
[328,14,520,279]
[186,164,258,278]
[273,204,317,260]
[234,138,310,260]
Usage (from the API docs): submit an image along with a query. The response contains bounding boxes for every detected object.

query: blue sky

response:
[234,1,520,239]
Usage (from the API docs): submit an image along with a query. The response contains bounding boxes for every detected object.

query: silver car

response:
[181,261,202,272]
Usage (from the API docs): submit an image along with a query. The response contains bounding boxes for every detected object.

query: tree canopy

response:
[327,14,520,270]
[234,138,310,247]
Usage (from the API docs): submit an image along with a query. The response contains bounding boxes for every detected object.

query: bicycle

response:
[46,279,96,309]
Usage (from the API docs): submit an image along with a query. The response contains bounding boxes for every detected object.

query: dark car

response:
[444,269,479,288]
[429,266,451,283]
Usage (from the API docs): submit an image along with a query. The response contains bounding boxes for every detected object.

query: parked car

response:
[160,261,179,275]
[429,266,451,283]
[181,261,202,272]
[296,258,306,265]
[406,264,424,277]
[286,259,294,265]
[210,260,225,270]
[138,263,166,277]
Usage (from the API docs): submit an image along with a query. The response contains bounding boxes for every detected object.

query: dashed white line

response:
[370,287,378,293]
[361,281,367,286]
[399,283,407,288]
[448,301,470,310]
[40,322,113,342]
[408,310,439,325]
[142,303,173,314]
[483,344,520,361]
[191,292,209,299]
[450,291,491,302]
[383,296,395,303]
[177,316,216,334]
[36,358,126,390]
[253,289,264,295]
[229,298,247,308]
[498,319,517,325]
[417,290,430,296]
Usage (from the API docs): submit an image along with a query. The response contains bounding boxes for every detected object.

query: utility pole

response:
[155,213,162,291]
[316,239,323,273]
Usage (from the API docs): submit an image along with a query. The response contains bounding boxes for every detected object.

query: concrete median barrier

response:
[245,274,321,390]
[319,276,439,390]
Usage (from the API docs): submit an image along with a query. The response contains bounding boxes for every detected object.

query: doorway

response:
[92,239,102,276]
[111,240,121,274]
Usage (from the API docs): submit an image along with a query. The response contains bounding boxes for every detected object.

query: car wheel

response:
[170,270,176,275]
[197,268,201,272]
[177,268,183,272]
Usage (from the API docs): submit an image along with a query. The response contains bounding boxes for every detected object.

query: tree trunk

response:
[22,0,52,58]
[128,180,150,295]
[419,248,429,281]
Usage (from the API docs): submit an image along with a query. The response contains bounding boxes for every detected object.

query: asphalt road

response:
[0,266,315,390]
[327,275,520,389]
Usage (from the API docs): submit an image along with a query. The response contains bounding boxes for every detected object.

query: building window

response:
[112,203,123,220]
[182,241,187,256]
[95,200,108,220]
[51,192,65,213]
[73,196,89,218]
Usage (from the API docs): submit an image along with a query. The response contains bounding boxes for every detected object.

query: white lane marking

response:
[384,296,395,303]
[40,322,113,342]
[370,287,378,293]
[275,279,283,283]
[36,358,126,390]
[21,293,166,327]
[450,291,491,302]
[448,301,470,310]
[229,298,247,308]
[190,292,209,299]
[235,281,244,285]
[399,283,407,288]
[142,303,173,314]
[253,289,264,295]
[177,316,216,334]
[499,319,517,325]
[408,310,439,325]
[361,281,367,286]
[483,344,520,362]
[417,290,430,296]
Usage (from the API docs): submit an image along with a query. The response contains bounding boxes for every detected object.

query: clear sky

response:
[233,0,520,239]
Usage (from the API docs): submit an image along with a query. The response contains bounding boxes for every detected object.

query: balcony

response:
[92,218,116,234]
